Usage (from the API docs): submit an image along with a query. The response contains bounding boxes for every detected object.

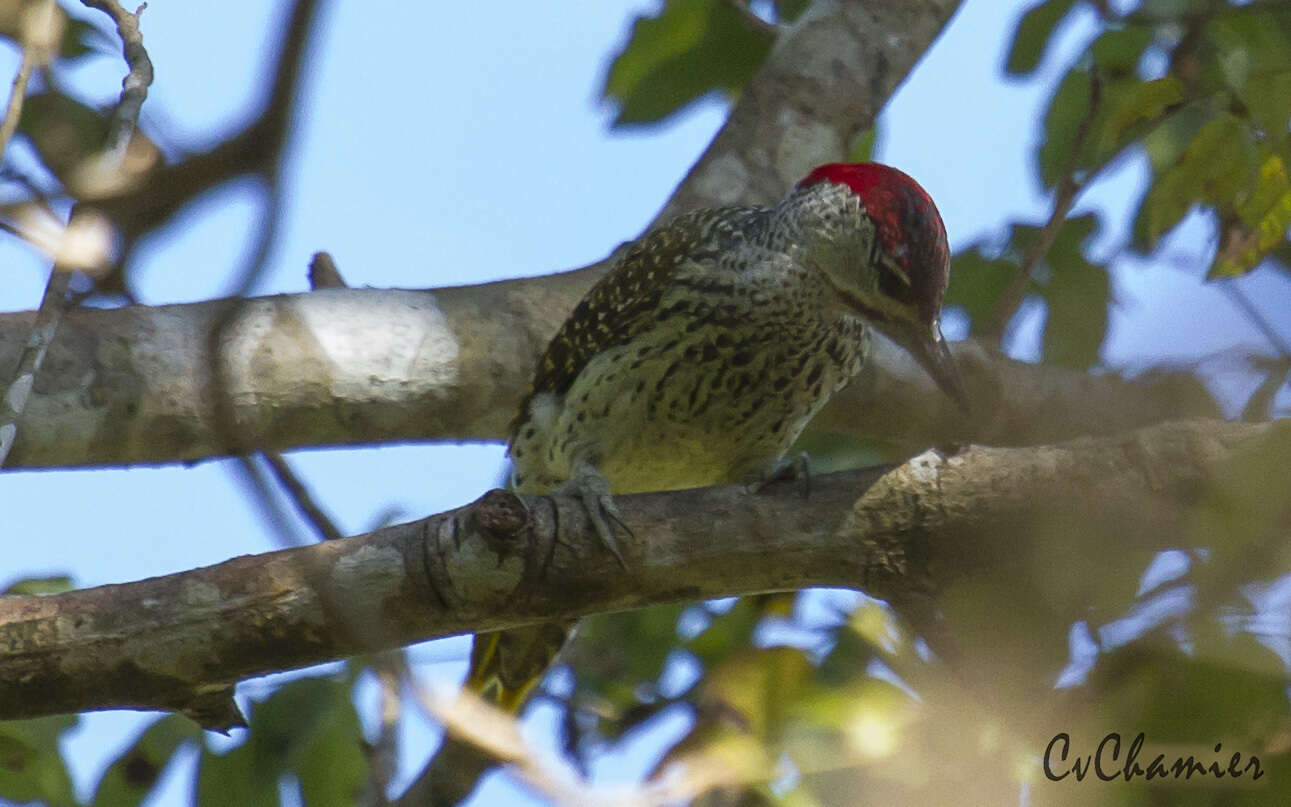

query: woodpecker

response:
[467,161,967,716]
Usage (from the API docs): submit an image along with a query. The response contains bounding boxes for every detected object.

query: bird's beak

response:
[890,319,971,414]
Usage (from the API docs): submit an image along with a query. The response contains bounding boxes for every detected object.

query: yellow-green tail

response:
[465,620,576,713]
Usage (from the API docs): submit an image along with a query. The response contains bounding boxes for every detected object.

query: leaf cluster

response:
[1011,0,1291,278]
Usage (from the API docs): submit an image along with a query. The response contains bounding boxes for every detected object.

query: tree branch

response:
[0,0,1019,473]
[0,282,1221,470]
[0,418,1273,726]
[651,0,962,226]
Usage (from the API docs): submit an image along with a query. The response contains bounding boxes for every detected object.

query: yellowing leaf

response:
[1212,153,1291,277]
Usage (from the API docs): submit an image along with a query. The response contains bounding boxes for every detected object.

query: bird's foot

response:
[748,452,812,499]
[553,466,630,569]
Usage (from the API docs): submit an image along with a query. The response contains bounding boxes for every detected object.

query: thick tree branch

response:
[0,283,1219,470]
[0,0,996,471]
[0,419,1273,726]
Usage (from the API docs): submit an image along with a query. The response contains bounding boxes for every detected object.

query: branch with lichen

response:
[0,418,1274,727]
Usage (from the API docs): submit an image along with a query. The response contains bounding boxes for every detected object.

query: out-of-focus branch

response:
[981,70,1102,348]
[0,0,49,157]
[0,418,1274,725]
[80,0,154,159]
[0,0,142,467]
[89,0,320,257]
[0,265,70,466]
[262,451,345,542]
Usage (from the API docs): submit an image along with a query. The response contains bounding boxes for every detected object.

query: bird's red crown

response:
[799,162,950,324]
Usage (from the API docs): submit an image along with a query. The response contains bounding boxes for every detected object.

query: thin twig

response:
[230,454,307,547]
[1223,282,1291,361]
[359,651,407,807]
[0,269,70,466]
[1,166,61,219]
[80,0,154,160]
[0,0,57,156]
[205,0,326,552]
[262,450,345,542]
[409,685,651,807]
[981,70,1104,348]
[0,48,39,162]
[0,0,69,468]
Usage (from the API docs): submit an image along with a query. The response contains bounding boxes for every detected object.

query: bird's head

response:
[796,161,969,412]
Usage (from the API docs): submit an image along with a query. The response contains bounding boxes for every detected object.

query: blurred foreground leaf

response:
[603,0,771,126]
[0,715,79,807]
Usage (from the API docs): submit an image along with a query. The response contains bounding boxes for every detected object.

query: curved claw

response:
[554,465,630,569]
[586,491,630,570]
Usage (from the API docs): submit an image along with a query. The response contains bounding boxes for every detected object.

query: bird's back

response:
[509,206,869,495]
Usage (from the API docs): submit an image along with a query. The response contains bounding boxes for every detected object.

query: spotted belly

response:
[510,318,869,495]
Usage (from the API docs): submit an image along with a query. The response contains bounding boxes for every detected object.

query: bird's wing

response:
[510,206,762,441]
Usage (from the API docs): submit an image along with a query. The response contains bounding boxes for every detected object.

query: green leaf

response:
[700,647,815,741]
[1037,68,1092,187]
[603,0,772,126]
[1191,421,1291,553]
[847,126,878,164]
[1039,67,1184,191]
[945,246,1021,331]
[60,17,98,60]
[197,740,277,807]
[1242,70,1291,136]
[1096,641,1289,744]
[17,91,110,182]
[953,217,1109,367]
[1090,25,1155,76]
[1005,0,1078,76]
[0,715,79,807]
[2,576,73,595]
[1041,238,1110,369]
[1206,11,1291,96]
[1139,102,1212,175]
[91,715,201,807]
[198,677,368,807]
[1138,113,1257,248]
[686,598,763,666]
[570,604,687,706]
[1137,0,1209,17]
[1099,77,1183,152]
[257,679,366,807]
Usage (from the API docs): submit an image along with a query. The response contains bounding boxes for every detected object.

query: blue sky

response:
[1,1,1289,805]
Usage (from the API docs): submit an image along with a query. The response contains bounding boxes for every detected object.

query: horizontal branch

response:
[0,418,1268,726]
[0,0,995,471]
[0,280,1220,470]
